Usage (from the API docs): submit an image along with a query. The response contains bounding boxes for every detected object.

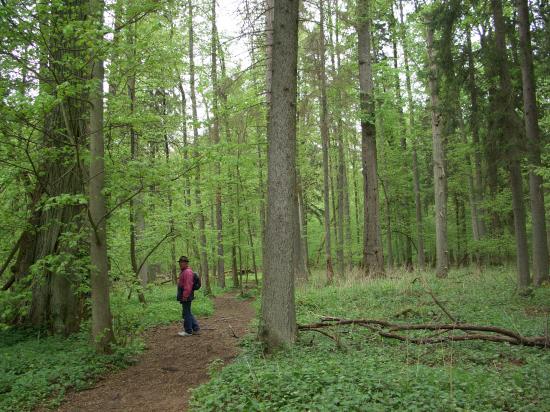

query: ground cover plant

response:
[190,268,550,411]
[0,284,214,411]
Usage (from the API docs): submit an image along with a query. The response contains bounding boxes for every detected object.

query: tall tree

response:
[516,0,549,285]
[211,0,225,288]
[188,0,211,294]
[127,21,147,303]
[89,0,115,353]
[318,0,334,281]
[399,0,425,270]
[491,0,530,290]
[9,0,88,334]
[259,0,299,352]
[425,13,448,278]
[466,27,487,250]
[357,0,384,276]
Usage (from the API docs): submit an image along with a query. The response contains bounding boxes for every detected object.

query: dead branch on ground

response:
[298,317,549,349]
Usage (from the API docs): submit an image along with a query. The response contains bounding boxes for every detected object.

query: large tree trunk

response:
[188,0,210,294]
[318,0,334,282]
[259,0,299,352]
[491,0,531,290]
[516,0,549,285]
[89,0,115,353]
[425,16,448,278]
[358,0,384,276]
[261,0,273,254]
[13,0,89,335]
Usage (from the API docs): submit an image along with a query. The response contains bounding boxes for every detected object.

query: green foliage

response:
[0,329,142,412]
[190,268,550,411]
[0,284,213,411]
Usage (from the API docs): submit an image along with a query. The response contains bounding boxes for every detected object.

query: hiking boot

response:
[178,331,192,337]
[192,330,201,335]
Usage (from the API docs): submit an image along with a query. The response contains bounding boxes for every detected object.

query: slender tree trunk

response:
[188,0,210,294]
[492,0,531,290]
[399,0,424,270]
[350,144,362,256]
[425,15,448,278]
[358,0,384,276]
[516,0,549,285]
[297,175,309,279]
[89,0,115,353]
[178,81,200,271]
[235,138,245,283]
[466,29,486,246]
[211,0,225,288]
[162,91,178,284]
[295,170,309,282]
[294,103,308,281]
[383,181,393,268]
[259,0,298,352]
[391,4,412,270]
[318,0,334,282]
[127,28,146,301]
[246,213,259,285]
[334,0,352,269]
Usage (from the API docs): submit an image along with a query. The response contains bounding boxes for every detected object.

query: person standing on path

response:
[177,256,200,337]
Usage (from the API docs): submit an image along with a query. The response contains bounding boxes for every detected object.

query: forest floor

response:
[53,293,255,412]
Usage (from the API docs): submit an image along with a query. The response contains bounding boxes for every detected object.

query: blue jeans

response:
[181,300,199,334]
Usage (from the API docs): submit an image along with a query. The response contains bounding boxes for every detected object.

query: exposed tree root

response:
[298,317,550,349]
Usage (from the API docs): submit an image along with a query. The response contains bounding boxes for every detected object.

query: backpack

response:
[192,272,201,291]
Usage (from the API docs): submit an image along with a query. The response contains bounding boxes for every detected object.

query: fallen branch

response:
[419,277,458,323]
[298,317,550,349]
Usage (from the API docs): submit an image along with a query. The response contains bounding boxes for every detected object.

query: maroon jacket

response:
[178,267,194,301]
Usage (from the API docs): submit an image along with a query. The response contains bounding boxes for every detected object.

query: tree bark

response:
[492,0,531,290]
[211,0,225,288]
[12,0,88,335]
[466,28,487,247]
[391,4,412,270]
[425,15,448,278]
[89,0,115,353]
[188,0,210,294]
[358,0,384,276]
[516,0,549,285]
[318,0,334,282]
[399,0,424,271]
[330,0,347,274]
[127,24,146,302]
[259,0,299,352]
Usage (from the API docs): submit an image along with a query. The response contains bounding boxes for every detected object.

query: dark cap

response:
[178,256,189,262]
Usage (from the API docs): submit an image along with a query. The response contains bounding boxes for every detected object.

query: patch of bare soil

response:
[54,293,255,412]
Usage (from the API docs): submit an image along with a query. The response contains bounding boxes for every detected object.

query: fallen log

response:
[298,317,550,349]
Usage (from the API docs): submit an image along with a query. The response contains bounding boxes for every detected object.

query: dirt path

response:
[56,293,255,412]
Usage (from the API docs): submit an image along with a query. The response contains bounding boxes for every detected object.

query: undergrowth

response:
[190,267,550,411]
[0,283,215,411]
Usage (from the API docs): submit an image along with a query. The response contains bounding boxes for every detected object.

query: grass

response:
[190,267,550,411]
[0,283,215,412]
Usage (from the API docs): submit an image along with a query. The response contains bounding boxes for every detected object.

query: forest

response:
[0,0,549,410]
